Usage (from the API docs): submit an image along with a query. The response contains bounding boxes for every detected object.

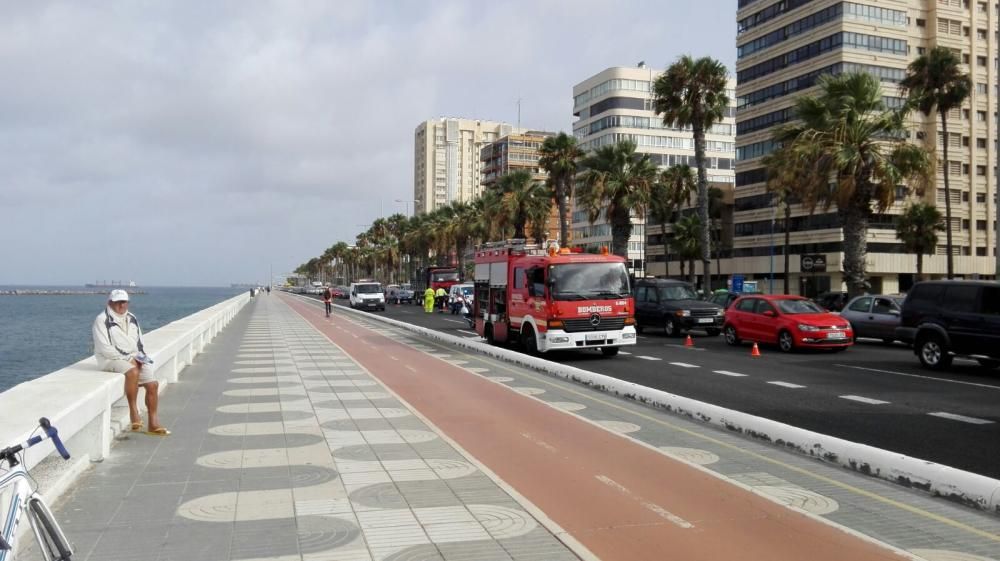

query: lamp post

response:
[395,199,415,217]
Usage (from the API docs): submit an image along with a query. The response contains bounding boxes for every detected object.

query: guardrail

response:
[318,295,1000,515]
[0,292,250,502]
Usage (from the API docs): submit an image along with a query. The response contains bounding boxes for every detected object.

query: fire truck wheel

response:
[484,323,496,345]
[601,346,620,357]
[521,326,539,355]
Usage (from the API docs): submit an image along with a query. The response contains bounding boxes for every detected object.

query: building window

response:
[977,192,987,203]
[977,220,988,230]
[916,18,926,27]
[962,191,970,202]
[977,165,988,175]
[961,162,970,174]
[977,110,988,121]
[964,109,971,119]
[977,247,988,256]
[962,219,970,230]
[978,29,989,40]
[978,137,987,148]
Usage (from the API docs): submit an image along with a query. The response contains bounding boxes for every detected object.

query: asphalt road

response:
[323,296,1000,479]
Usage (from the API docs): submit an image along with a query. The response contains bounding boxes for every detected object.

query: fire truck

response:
[472,240,636,356]
[412,266,461,302]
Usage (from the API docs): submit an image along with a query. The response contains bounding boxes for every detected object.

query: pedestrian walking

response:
[92,289,169,436]
[322,286,333,317]
[423,287,436,313]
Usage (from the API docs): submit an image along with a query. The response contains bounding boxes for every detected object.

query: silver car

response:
[840,295,906,343]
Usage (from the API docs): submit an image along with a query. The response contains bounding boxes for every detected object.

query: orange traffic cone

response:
[750,342,761,357]
[684,334,694,348]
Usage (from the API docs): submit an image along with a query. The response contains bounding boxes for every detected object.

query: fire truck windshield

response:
[549,262,630,301]
[432,271,459,282]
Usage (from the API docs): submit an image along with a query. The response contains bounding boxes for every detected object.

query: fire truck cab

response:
[473,240,636,356]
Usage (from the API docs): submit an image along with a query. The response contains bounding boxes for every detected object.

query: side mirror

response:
[889,309,900,316]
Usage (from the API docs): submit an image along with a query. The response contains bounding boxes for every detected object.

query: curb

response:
[313,296,1000,516]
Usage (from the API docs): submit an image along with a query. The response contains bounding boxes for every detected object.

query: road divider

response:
[323,298,1000,516]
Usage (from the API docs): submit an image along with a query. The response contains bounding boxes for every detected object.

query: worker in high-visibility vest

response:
[423,287,436,313]
[435,287,447,313]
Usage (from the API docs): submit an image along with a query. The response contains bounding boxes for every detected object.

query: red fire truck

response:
[412,266,461,302]
[472,240,636,356]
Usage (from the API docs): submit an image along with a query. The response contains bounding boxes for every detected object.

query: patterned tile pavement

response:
[21,297,578,561]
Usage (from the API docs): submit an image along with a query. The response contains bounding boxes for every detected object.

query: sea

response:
[0,286,246,393]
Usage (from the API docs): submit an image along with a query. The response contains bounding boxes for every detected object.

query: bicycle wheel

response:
[27,497,72,561]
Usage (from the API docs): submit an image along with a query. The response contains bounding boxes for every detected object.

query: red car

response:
[723,295,853,352]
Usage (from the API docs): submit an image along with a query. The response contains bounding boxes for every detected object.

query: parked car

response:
[633,279,725,336]
[813,291,849,312]
[840,294,906,343]
[724,295,853,352]
[330,287,346,299]
[895,280,1000,370]
[385,284,414,304]
[708,290,762,309]
[336,286,351,299]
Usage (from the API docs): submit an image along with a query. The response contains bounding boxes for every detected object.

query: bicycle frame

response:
[0,465,49,561]
[0,419,73,561]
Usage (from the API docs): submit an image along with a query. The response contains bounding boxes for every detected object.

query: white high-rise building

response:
[413,118,517,215]
[571,65,737,277]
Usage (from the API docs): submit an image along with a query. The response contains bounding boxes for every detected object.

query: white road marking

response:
[594,475,693,529]
[669,362,699,368]
[635,355,662,361]
[713,370,748,377]
[457,330,478,336]
[927,412,994,425]
[839,395,890,405]
[835,364,1000,391]
[441,318,465,324]
[521,432,557,453]
[767,381,805,389]
[618,351,632,355]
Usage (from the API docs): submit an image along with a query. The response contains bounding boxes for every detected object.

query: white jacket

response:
[92,307,145,364]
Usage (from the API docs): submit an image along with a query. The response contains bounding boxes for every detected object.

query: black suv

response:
[633,279,724,336]
[895,280,1000,370]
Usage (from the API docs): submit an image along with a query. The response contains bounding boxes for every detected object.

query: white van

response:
[447,283,474,314]
[349,281,385,311]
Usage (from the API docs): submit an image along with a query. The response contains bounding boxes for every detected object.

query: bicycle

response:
[0,418,73,561]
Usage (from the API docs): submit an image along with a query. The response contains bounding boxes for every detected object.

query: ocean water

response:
[0,286,245,392]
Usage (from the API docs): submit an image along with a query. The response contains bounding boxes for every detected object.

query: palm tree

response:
[654,55,730,295]
[673,214,702,285]
[901,47,971,279]
[497,170,552,241]
[538,133,584,245]
[776,72,930,297]
[708,186,726,285]
[649,164,696,277]
[763,147,798,294]
[896,202,944,282]
[577,140,658,260]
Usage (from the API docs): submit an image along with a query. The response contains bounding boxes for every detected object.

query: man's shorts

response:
[99,359,156,385]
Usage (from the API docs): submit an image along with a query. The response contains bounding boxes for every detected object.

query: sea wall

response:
[0,292,249,503]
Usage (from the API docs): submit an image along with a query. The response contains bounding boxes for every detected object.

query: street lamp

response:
[395,199,416,217]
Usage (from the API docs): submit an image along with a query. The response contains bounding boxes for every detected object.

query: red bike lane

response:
[284,295,909,561]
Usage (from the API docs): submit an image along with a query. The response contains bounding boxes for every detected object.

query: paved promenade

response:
[25,295,1000,561]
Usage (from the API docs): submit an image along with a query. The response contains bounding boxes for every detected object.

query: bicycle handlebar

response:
[38,417,71,460]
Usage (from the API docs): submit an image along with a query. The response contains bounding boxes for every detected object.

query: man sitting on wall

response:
[92,289,170,436]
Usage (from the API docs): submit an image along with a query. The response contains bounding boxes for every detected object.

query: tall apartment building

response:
[480,131,564,242]
[572,65,737,277]
[413,118,517,215]
[735,0,998,296]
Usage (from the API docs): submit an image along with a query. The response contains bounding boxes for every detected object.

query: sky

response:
[0,1,736,287]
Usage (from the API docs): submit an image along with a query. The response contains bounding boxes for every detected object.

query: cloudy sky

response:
[0,1,735,286]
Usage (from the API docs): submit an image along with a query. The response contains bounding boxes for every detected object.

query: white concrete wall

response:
[0,292,249,503]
